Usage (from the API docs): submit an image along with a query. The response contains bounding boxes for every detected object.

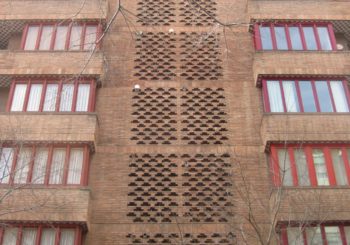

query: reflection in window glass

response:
[277,149,293,186]
[330,81,349,112]
[24,26,39,50]
[315,81,333,112]
[274,27,288,50]
[294,149,310,186]
[69,26,83,50]
[39,25,54,50]
[259,26,273,50]
[331,149,348,185]
[306,227,323,245]
[282,81,300,112]
[317,27,332,50]
[299,81,317,112]
[289,27,303,50]
[267,81,284,112]
[313,149,329,186]
[303,27,318,50]
[54,26,68,50]
[84,26,97,50]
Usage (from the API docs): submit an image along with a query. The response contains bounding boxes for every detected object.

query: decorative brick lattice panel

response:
[131,88,177,145]
[179,0,217,26]
[126,233,234,244]
[127,154,179,223]
[136,0,176,26]
[180,32,222,80]
[134,32,177,81]
[182,153,233,222]
[180,88,228,144]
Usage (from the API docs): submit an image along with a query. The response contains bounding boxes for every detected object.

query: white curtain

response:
[294,149,310,186]
[267,81,284,112]
[11,84,27,111]
[41,229,56,245]
[13,148,32,184]
[324,227,342,245]
[331,149,348,186]
[43,84,59,112]
[312,149,329,186]
[24,26,39,50]
[76,84,90,112]
[2,228,18,245]
[49,148,66,184]
[39,25,54,50]
[330,81,349,112]
[31,148,49,184]
[287,227,304,245]
[22,228,37,245]
[84,26,97,50]
[67,148,83,184]
[0,148,14,184]
[69,26,83,50]
[306,227,323,245]
[54,26,68,50]
[27,84,43,112]
[282,81,299,112]
[59,229,75,245]
[59,84,74,112]
[277,149,293,186]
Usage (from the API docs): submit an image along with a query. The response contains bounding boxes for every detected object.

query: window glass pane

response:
[317,27,332,50]
[282,81,300,112]
[287,227,304,245]
[76,84,90,112]
[277,149,293,186]
[315,81,333,112]
[3,228,19,245]
[306,227,323,245]
[69,25,83,50]
[330,81,349,112]
[303,27,318,50]
[325,226,342,245]
[43,84,59,112]
[54,26,68,50]
[84,26,97,50]
[14,148,32,184]
[27,84,43,112]
[294,149,310,186]
[39,25,54,50]
[259,26,273,50]
[344,226,350,245]
[41,229,56,245]
[24,26,39,50]
[313,149,329,186]
[49,148,66,184]
[31,148,49,184]
[274,26,288,50]
[289,27,303,50]
[267,81,284,112]
[22,228,37,245]
[60,229,75,245]
[299,81,317,112]
[0,148,14,184]
[331,149,348,185]
[11,84,27,111]
[67,148,84,184]
[59,84,74,112]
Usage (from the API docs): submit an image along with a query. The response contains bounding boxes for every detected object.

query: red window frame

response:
[21,22,102,51]
[6,79,96,113]
[0,144,90,187]
[0,223,83,245]
[270,144,350,187]
[280,223,350,245]
[262,78,350,113]
[254,22,337,51]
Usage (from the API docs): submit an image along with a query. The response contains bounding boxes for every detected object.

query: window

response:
[8,79,96,112]
[22,22,101,51]
[0,145,90,186]
[254,22,336,51]
[281,224,350,245]
[0,224,82,245]
[270,144,350,187]
[263,79,350,113]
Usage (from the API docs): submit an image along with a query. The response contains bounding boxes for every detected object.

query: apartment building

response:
[0,0,349,244]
